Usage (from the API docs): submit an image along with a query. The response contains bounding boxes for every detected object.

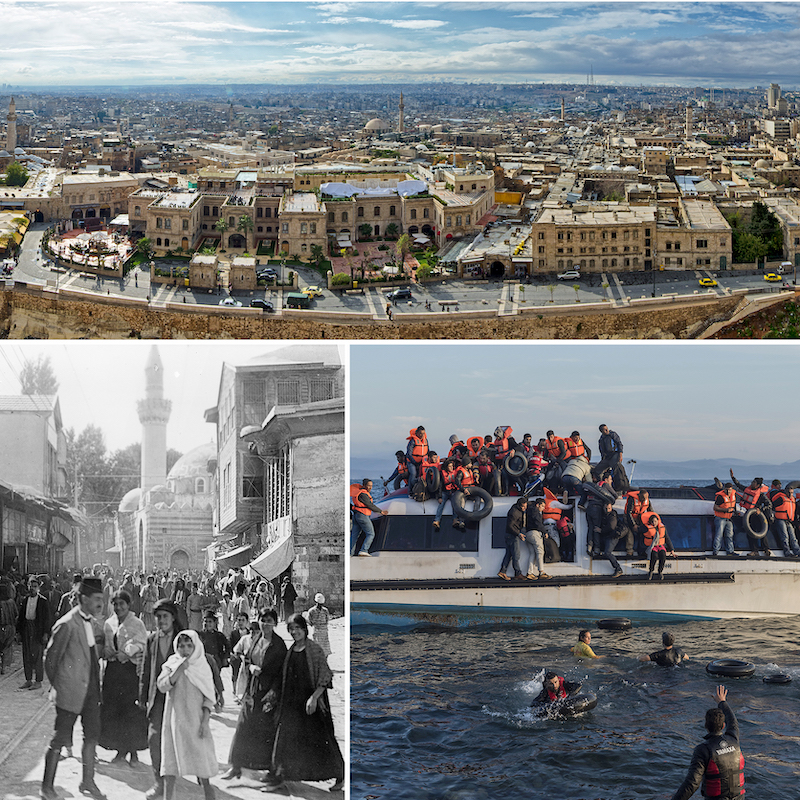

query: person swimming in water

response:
[532,671,582,704]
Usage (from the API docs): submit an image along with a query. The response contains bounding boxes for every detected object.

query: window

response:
[156,237,162,246]
[265,444,292,523]
[456,215,462,226]
[466,215,470,225]
[342,212,348,222]
[328,212,334,222]
[675,242,681,251]
[696,239,708,249]
[446,217,452,227]
[203,206,209,216]
[472,183,476,190]
[358,206,364,217]
[164,238,169,246]
[423,208,429,218]
[182,219,188,230]
[164,218,171,229]
[538,246,545,254]
[557,248,564,254]
[213,206,219,217]
[281,222,288,233]
[374,225,379,235]
[309,378,335,401]
[374,207,380,217]
[538,232,545,240]
[720,239,726,247]
[301,243,307,252]
[602,258,608,268]
[372,514,478,552]
[257,226,263,232]
[390,205,395,216]
[134,206,141,216]
[611,258,617,267]
[580,247,586,254]
[300,222,307,234]
[265,208,272,218]
[558,260,564,268]
[538,259,545,267]
[677,257,682,266]
[156,217,162,228]
[624,230,630,240]
[257,208,263,218]
[229,216,235,227]
[589,259,595,268]
[310,222,316,234]
[277,379,301,405]
[242,453,264,499]
[589,231,595,241]
[411,209,417,220]
[633,231,639,239]
[558,232,564,241]
[580,232,586,241]
[195,477,206,494]
[666,242,672,250]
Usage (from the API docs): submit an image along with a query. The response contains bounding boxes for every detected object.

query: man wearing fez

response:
[140,598,181,800]
[42,576,107,800]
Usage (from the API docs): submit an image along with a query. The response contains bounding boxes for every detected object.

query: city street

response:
[0,618,346,800]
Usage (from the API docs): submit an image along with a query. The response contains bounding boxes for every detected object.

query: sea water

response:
[351,616,800,799]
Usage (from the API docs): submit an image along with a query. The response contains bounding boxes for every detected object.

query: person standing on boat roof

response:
[670,686,744,800]
[594,424,629,490]
[639,631,688,666]
[433,458,458,532]
[728,472,772,558]
[523,497,552,581]
[544,430,568,465]
[498,497,527,581]
[405,426,429,486]
[350,479,388,557]
[768,481,800,557]
[384,452,410,491]
[572,629,603,659]
[713,483,739,557]
[566,431,591,462]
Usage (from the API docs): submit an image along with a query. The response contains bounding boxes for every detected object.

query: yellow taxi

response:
[698,277,717,287]
[764,273,781,282]
[302,285,325,298]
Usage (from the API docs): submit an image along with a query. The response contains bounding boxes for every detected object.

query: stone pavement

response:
[0,618,346,800]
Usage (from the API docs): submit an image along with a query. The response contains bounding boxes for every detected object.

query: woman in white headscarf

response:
[156,629,218,799]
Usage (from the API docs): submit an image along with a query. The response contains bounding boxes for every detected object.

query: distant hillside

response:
[351,456,800,483]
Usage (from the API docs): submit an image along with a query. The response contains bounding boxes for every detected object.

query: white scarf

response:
[162,628,216,703]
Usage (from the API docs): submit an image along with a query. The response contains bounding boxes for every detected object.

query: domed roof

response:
[653,127,666,135]
[755,159,771,169]
[364,118,390,132]
[119,487,141,513]
[167,442,215,480]
[0,150,9,158]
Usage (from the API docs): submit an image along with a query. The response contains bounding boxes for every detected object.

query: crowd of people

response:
[355,423,800,574]
[0,565,343,799]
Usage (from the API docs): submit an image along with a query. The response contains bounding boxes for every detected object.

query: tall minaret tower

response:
[561,97,565,122]
[398,92,405,134]
[685,105,693,139]
[7,97,17,153]
[137,346,172,493]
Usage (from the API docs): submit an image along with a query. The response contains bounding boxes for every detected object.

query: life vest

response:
[543,487,562,522]
[448,441,466,459]
[421,460,439,482]
[545,436,566,460]
[455,465,475,488]
[477,462,494,478]
[626,491,649,519]
[528,453,548,476]
[702,737,745,799]
[467,437,484,458]
[493,427,513,461]
[442,467,458,492]
[396,461,409,479]
[566,437,586,459]
[714,489,736,520]
[406,429,428,463]
[641,511,665,548]
[350,484,372,515]
[773,491,796,521]
[739,484,767,510]
[546,676,568,701]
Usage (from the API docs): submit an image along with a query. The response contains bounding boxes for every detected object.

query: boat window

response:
[661,515,708,551]
[371,515,478,551]
[491,518,507,548]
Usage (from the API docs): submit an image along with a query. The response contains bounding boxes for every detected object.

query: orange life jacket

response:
[566,437,586,459]
[421,459,439,482]
[467,437,484,458]
[740,484,767,510]
[543,487,562,522]
[350,484,372,514]
[396,461,409,478]
[442,467,458,492]
[456,465,475,488]
[493,427,513,461]
[407,429,428,463]
[448,441,466,459]
[773,491,796,521]
[641,511,666,548]
[545,436,566,460]
[626,491,650,519]
[714,488,736,520]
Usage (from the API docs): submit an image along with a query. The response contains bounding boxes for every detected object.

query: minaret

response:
[7,97,17,153]
[398,92,405,134]
[561,97,565,122]
[137,346,172,493]
[685,105,693,139]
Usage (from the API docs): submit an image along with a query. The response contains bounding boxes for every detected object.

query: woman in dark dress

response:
[99,590,148,764]
[221,607,286,781]
[272,613,345,791]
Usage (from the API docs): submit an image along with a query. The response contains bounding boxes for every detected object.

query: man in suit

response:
[139,598,181,800]
[41,576,106,800]
[17,574,52,690]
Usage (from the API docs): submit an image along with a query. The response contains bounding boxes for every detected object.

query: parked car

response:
[386,287,412,300]
[250,299,275,312]
[764,273,782,282]
[257,268,278,280]
[698,277,717,287]
[302,285,324,298]
[556,270,580,281]
[218,297,243,307]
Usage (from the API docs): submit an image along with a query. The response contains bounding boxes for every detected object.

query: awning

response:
[105,544,121,553]
[246,535,294,582]
[215,543,253,568]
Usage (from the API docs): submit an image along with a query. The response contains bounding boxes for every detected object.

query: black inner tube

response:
[763,673,792,684]
[451,487,494,521]
[504,452,528,477]
[597,618,632,631]
[706,659,756,677]
[743,508,768,539]
[425,467,441,495]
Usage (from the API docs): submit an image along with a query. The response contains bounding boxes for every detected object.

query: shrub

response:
[331,272,350,286]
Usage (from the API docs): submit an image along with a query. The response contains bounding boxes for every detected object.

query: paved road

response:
[0,618,346,800]
[11,226,792,321]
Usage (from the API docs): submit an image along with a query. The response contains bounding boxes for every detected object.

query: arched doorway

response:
[421,224,434,236]
[170,549,190,571]
[228,233,245,248]
[408,225,419,235]
[34,210,44,223]
[100,207,111,219]
[72,209,84,219]
[490,261,506,277]
[181,237,189,250]
[85,208,96,219]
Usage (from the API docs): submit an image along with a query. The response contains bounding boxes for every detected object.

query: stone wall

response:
[0,285,740,340]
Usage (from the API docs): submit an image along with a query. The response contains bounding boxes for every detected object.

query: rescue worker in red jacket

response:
[532,671,582,705]
[350,479,387,556]
[712,483,739,557]
[729,471,771,558]
[405,426,429,486]
[768,481,800,557]
[384,451,410,491]
[670,686,744,800]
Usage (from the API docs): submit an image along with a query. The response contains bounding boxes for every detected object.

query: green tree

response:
[236,215,254,250]
[416,264,433,280]
[396,233,411,266]
[310,243,325,269]
[20,355,59,395]
[214,217,230,240]
[572,283,581,302]
[385,223,399,239]
[5,161,29,187]
[136,237,154,260]
[548,283,556,303]
[358,223,373,239]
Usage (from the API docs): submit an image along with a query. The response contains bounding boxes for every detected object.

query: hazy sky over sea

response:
[4,1,800,87]
[350,343,800,464]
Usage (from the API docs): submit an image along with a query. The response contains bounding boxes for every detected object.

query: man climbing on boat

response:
[384,451,410,491]
[768,481,800,557]
[639,631,689,666]
[498,496,527,581]
[350,479,388,557]
[594,424,630,491]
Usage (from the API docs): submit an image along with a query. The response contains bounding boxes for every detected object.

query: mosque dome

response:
[754,159,771,169]
[118,487,141,513]
[364,118,390,132]
[0,150,9,158]
[166,442,215,496]
[653,127,666,135]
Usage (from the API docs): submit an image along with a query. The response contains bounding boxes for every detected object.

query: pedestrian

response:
[157,629,218,800]
[187,582,204,631]
[271,614,344,792]
[99,589,148,765]
[307,593,332,656]
[140,599,181,800]
[386,302,393,320]
[140,574,159,631]
[17,574,52,690]
[280,576,297,622]
[222,607,287,783]
[41,576,106,800]
[0,581,18,674]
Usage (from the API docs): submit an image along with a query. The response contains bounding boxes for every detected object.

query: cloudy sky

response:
[0,342,336,454]
[4,1,800,87]
[350,342,800,465]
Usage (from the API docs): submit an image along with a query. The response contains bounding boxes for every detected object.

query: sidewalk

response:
[0,618,346,800]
